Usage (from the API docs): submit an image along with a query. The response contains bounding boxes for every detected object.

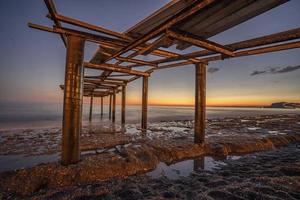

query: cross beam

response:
[166,29,235,57]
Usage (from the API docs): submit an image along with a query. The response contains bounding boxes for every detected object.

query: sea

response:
[0,102,299,172]
[0,102,300,130]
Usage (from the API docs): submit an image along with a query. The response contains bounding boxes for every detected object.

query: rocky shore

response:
[0,114,299,198]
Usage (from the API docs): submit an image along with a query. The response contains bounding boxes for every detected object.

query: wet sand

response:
[0,114,299,198]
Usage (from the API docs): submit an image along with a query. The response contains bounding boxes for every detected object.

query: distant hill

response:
[266,102,300,109]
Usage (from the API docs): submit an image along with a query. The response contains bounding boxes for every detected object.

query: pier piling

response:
[194,63,206,144]
[141,76,148,130]
[62,35,85,165]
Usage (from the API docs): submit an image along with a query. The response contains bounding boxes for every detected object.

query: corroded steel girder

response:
[141,76,148,130]
[121,85,126,125]
[194,63,206,144]
[62,35,85,165]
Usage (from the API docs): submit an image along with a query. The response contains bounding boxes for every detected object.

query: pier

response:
[28,0,300,165]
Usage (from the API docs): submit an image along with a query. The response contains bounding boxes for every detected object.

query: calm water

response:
[0,102,300,130]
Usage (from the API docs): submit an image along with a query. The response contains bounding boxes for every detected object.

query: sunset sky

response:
[0,0,299,107]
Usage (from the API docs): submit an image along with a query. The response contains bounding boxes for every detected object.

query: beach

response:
[0,107,299,199]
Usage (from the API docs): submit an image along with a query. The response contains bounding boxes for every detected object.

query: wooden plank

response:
[166,29,235,57]
[84,62,150,77]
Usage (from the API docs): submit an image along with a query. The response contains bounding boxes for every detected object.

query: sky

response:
[0,0,299,107]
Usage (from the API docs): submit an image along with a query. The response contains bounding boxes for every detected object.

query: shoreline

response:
[0,114,299,197]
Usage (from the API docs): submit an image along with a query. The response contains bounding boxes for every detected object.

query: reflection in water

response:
[147,156,232,180]
[0,154,59,172]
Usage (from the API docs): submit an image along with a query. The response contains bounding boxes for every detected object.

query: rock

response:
[163,191,176,198]
[208,190,246,200]
[205,180,228,188]
[280,166,300,176]
[116,188,142,200]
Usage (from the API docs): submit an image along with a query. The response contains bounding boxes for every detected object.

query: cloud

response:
[275,65,300,73]
[250,70,267,76]
[208,67,220,73]
[250,65,300,76]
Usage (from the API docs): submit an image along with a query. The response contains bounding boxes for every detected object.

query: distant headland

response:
[265,102,300,109]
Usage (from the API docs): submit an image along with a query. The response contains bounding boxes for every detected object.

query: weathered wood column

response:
[194,63,206,144]
[109,94,112,120]
[89,94,93,121]
[141,76,148,130]
[62,35,85,165]
[112,90,116,123]
[100,96,103,119]
[121,85,126,125]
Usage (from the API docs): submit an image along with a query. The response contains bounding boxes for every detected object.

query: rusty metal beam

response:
[156,40,300,70]
[121,85,126,125]
[112,90,116,123]
[61,35,84,165]
[141,76,148,130]
[101,97,103,119]
[51,13,132,41]
[109,94,112,120]
[28,23,126,47]
[89,94,94,121]
[84,79,126,86]
[105,77,129,82]
[84,62,150,77]
[166,29,235,57]
[194,63,206,144]
[155,27,300,64]
[107,0,215,60]
[116,56,157,67]
[138,34,173,55]
[44,0,67,46]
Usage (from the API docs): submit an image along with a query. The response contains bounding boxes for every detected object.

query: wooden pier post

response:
[112,90,116,123]
[62,35,85,165]
[194,63,206,144]
[100,96,103,119]
[121,85,126,125]
[141,76,148,130]
[89,94,93,121]
[109,94,112,120]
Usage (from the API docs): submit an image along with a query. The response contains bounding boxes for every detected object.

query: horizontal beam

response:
[166,29,235,57]
[138,34,173,55]
[51,13,131,41]
[84,79,126,86]
[84,62,150,77]
[28,23,126,46]
[155,27,300,64]
[107,0,215,60]
[116,56,157,67]
[156,40,300,70]
[105,77,129,82]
